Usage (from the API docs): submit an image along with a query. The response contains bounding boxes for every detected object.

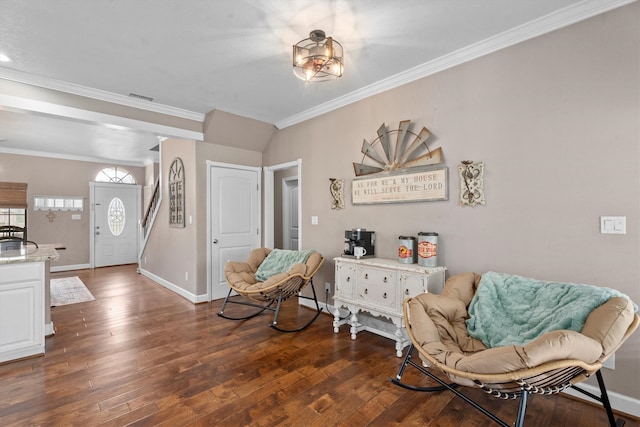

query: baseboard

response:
[300,300,640,419]
[50,263,91,272]
[138,268,207,304]
[45,321,55,337]
[563,384,640,419]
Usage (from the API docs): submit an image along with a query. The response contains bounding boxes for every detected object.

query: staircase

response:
[140,177,160,257]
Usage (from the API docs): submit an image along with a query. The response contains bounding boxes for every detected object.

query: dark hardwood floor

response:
[0,265,637,426]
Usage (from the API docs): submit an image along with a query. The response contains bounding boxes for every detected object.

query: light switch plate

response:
[311,216,318,225]
[600,216,626,234]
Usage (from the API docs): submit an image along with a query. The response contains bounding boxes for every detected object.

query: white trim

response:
[263,159,302,249]
[50,263,91,272]
[0,69,205,122]
[44,322,55,337]
[563,383,640,419]
[281,176,299,250]
[0,146,154,168]
[274,0,636,129]
[138,268,208,303]
[0,93,204,142]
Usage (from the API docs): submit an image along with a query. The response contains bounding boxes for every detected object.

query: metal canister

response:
[418,232,438,267]
[398,236,417,264]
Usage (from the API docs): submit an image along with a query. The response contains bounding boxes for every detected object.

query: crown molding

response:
[0,68,205,122]
[0,0,633,131]
[274,0,636,129]
[0,93,204,142]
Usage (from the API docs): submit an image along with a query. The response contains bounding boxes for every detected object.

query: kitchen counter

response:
[0,243,60,264]
[0,244,59,363]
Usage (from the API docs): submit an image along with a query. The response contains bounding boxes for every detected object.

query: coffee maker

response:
[343,228,375,259]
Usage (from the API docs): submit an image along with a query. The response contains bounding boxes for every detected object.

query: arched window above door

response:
[95,167,136,184]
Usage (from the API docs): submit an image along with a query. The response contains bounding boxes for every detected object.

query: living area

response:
[0,1,639,425]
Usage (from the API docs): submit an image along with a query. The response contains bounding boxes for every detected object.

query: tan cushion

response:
[305,252,323,276]
[411,293,486,355]
[407,272,634,379]
[454,330,602,374]
[581,297,635,359]
[440,272,481,307]
[224,248,321,293]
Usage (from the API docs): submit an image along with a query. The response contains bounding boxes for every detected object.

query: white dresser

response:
[332,257,446,357]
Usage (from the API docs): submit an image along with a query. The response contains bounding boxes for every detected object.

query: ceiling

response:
[0,0,629,166]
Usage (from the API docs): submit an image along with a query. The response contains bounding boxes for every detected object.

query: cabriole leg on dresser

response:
[350,311,359,340]
[395,329,404,357]
[332,306,342,333]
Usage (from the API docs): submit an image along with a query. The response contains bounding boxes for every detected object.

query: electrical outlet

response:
[325,282,331,293]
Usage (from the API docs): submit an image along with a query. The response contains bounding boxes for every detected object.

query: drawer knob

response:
[346,277,350,282]
[383,292,387,299]
[365,288,368,294]
[383,277,388,283]
[365,273,368,279]
[405,289,409,295]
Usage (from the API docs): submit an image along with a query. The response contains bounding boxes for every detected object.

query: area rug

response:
[50,276,95,306]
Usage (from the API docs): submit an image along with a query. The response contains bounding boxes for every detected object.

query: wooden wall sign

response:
[352,166,448,205]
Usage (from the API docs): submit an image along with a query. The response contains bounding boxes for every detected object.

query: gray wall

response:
[263,4,639,399]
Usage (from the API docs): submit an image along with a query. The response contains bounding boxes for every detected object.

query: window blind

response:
[0,182,28,208]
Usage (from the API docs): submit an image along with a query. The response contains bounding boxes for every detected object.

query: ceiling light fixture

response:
[292,30,343,82]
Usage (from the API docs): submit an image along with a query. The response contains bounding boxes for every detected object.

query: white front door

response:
[208,163,261,300]
[282,177,299,250]
[91,182,141,268]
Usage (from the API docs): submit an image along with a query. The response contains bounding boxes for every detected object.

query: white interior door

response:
[91,182,141,267]
[282,177,299,250]
[208,163,261,300]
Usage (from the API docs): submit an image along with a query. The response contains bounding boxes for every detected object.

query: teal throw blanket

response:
[255,249,315,282]
[466,271,637,348]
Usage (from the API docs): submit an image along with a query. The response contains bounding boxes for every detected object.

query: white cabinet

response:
[0,262,45,363]
[333,257,446,357]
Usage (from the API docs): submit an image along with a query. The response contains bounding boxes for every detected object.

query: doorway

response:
[264,160,302,249]
[90,182,141,268]
[207,162,261,300]
[281,176,299,250]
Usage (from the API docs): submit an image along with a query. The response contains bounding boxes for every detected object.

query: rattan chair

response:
[218,248,324,332]
[392,272,639,427]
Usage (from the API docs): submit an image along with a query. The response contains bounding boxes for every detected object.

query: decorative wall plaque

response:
[458,161,485,206]
[353,120,443,177]
[351,120,448,204]
[329,178,344,210]
[352,166,448,205]
[169,157,185,227]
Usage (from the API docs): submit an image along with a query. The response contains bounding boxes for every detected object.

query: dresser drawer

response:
[355,266,396,309]
[399,272,426,299]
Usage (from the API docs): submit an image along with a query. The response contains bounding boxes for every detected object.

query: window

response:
[95,166,136,184]
[0,182,27,240]
[0,208,26,228]
[33,196,84,211]
[107,197,125,236]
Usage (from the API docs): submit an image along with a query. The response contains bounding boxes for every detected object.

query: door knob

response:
[213,239,219,244]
